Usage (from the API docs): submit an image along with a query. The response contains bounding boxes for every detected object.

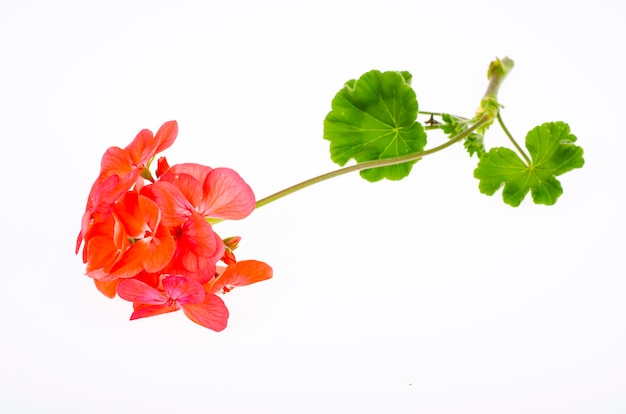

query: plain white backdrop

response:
[1,1,624,413]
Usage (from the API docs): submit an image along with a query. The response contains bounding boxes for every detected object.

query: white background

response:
[1,1,624,413]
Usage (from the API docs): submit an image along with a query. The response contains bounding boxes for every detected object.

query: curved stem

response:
[254,113,492,209]
[497,112,531,165]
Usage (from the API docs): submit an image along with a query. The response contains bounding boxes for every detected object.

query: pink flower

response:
[117,275,229,331]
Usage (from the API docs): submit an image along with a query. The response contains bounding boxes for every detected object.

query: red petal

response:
[162,275,206,305]
[117,278,166,304]
[109,242,148,277]
[113,191,145,237]
[143,225,176,272]
[180,213,219,256]
[132,271,162,289]
[85,216,129,279]
[92,173,138,221]
[209,260,272,294]
[154,120,178,154]
[159,172,203,208]
[181,294,229,331]
[148,181,194,227]
[199,168,256,219]
[84,232,115,268]
[130,303,179,320]
[125,128,157,167]
[158,216,222,283]
[101,146,134,178]
[77,174,127,254]
[164,163,213,184]
[94,279,120,298]
[138,194,163,233]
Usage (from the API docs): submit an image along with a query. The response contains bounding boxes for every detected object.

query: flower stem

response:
[254,113,492,209]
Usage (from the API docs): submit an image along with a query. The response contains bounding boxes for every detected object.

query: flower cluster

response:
[76,121,272,331]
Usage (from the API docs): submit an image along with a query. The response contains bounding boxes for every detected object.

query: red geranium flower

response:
[76,121,178,254]
[145,163,256,283]
[108,190,176,278]
[117,275,229,331]
[100,120,177,182]
[77,121,272,331]
[84,212,129,280]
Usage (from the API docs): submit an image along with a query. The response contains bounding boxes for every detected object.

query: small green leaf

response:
[323,70,426,182]
[441,113,485,158]
[474,121,584,206]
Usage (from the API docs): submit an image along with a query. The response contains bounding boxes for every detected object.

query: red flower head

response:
[77,121,272,331]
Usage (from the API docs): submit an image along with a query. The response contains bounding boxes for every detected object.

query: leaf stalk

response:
[496,112,532,165]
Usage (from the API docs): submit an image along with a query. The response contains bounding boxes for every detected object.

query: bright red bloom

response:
[108,191,176,278]
[145,164,256,283]
[84,212,129,280]
[162,213,224,284]
[146,180,223,283]
[76,121,178,254]
[117,275,229,331]
[83,191,175,282]
[77,121,271,331]
[99,120,177,181]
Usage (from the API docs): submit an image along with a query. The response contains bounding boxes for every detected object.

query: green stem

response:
[254,113,492,209]
[497,112,531,165]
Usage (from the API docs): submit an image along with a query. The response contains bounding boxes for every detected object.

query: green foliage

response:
[474,122,584,206]
[310,59,584,209]
[323,70,427,182]
[441,113,485,158]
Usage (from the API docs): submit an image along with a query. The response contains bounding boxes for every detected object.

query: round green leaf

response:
[474,121,584,206]
[323,70,426,182]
